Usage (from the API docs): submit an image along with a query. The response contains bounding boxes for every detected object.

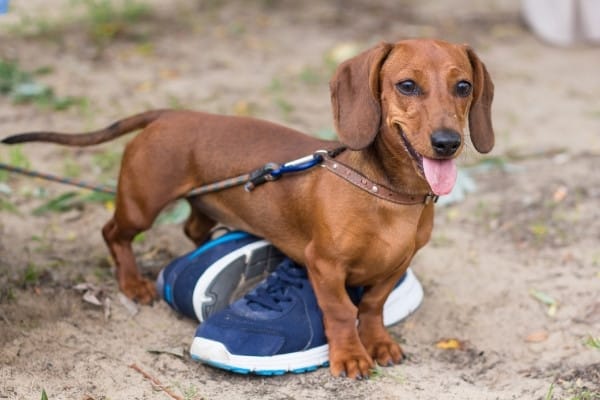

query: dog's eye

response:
[396,80,421,96]
[455,80,472,97]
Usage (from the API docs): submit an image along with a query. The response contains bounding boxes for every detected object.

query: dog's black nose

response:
[431,129,461,157]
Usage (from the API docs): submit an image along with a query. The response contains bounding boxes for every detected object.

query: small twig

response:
[129,363,183,400]
[0,310,10,324]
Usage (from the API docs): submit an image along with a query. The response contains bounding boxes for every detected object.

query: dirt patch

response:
[1,0,599,399]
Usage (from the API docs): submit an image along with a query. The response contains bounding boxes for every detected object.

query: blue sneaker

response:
[189,260,424,375]
[190,259,328,375]
[156,230,285,322]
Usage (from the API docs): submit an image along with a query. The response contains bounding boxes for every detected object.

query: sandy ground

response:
[1,0,599,399]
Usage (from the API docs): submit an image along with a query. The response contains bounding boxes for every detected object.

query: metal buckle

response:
[313,149,329,162]
[424,193,439,204]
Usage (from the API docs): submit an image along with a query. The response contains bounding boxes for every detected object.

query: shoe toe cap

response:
[195,316,286,356]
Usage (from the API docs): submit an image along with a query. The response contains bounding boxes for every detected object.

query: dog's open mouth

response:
[399,129,457,196]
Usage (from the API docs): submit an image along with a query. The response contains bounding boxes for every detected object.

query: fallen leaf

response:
[529,289,557,306]
[435,338,464,350]
[552,185,568,203]
[547,303,558,317]
[525,330,549,343]
[530,289,559,317]
[584,335,600,350]
[118,293,139,316]
[147,346,185,358]
[83,290,103,306]
[73,283,95,292]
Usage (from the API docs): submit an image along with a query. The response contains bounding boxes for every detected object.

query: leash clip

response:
[244,162,280,192]
[243,149,339,193]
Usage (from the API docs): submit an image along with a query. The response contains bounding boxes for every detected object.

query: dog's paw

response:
[358,320,404,367]
[121,278,157,304]
[368,340,404,367]
[329,345,375,379]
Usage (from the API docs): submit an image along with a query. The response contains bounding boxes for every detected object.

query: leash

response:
[0,162,117,194]
[187,147,347,196]
[186,150,335,196]
[0,147,437,204]
[0,149,344,197]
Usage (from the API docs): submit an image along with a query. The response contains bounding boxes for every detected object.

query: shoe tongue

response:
[422,157,457,195]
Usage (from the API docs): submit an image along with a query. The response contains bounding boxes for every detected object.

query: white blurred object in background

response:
[580,0,600,43]
[522,0,600,46]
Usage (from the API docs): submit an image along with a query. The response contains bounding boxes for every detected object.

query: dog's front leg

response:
[356,267,409,367]
[304,243,374,379]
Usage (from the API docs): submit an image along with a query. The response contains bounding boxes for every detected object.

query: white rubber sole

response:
[383,268,424,327]
[192,240,282,322]
[190,338,330,375]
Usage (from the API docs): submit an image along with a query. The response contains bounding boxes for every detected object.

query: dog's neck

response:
[336,136,431,196]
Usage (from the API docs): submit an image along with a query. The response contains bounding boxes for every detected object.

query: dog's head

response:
[330,39,494,195]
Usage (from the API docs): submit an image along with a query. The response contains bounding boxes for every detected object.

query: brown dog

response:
[2,39,494,378]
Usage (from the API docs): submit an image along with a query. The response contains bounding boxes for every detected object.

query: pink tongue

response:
[422,157,457,195]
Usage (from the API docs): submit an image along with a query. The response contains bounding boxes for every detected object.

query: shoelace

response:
[245,260,306,312]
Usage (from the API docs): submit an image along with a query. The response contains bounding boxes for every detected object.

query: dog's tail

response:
[2,109,171,146]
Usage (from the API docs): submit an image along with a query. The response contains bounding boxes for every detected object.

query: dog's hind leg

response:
[184,202,216,246]
[102,172,184,303]
[102,214,157,304]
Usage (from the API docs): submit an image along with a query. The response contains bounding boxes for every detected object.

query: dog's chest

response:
[330,203,428,283]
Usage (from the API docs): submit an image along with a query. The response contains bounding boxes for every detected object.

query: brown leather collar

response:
[320,152,438,205]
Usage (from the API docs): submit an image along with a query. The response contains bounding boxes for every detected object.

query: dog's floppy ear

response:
[330,42,394,150]
[466,47,495,154]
